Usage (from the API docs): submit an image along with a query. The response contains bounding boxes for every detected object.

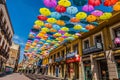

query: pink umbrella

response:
[114,37,120,44]
[58,30,65,34]
[75,33,81,36]
[62,36,68,38]
[91,10,103,16]
[44,0,57,8]
[82,4,94,12]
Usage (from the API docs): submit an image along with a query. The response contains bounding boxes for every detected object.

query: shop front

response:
[66,53,80,79]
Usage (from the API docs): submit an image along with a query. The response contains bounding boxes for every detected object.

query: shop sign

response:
[66,51,77,59]
[83,43,103,54]
[55,57,63,62]
[66,55,80,63]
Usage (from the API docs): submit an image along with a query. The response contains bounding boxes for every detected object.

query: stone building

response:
[0,0,14,72]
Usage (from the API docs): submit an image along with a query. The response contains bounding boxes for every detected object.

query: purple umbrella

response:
[58,30,65,34]
[82,4,94,12]
[44,0,57,8]
[91,10,103,16]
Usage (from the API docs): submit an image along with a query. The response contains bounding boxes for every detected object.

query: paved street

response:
[25,74,62,80]
[0,73,30,80]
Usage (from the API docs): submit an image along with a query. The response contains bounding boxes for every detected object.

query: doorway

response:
[98,59,109,80]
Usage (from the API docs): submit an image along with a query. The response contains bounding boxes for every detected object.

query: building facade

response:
[0,0,14,72]
[6,42,20,72]
[46,11,120,80]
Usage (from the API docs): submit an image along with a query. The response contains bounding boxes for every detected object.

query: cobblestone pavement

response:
[0,73,30,80]
[25,74,62,80]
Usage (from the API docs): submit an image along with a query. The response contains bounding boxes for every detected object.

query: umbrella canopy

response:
[67,6,78,14]
[56,20,65,26]
[72,0,87,6]
[104,0,118,6]
[85,24,95,30]
[65,23,74,28]
[76,12,87,19]
[52,24,61,31]
[45,23,52,28]
[88,0,102,6]
[70,17,80,23]
[58,0,71,7]
[113,2,120,11]
[39,8,51,16]
[37,15,48,21]
[73,24,83,30]
[34,20,44,26]
[61,27,69,32]
[55,5,66,13]
[82,5,94,12]
[100,12,112,20]
[60,15,70,21]
[44,0,57,8]
[51,12,61,19]
[47,18,57,23]
[91,10,103,16]
[86,15,97,22]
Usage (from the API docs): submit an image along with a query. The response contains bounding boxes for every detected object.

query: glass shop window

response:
[95,34,102,44]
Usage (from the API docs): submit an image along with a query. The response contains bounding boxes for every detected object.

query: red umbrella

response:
[88,0,102,6]
[37,15,48,21]
[104,0,118,6]
[55,5,66,13]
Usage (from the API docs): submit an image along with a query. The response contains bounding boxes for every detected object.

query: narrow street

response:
[0,73,30,80]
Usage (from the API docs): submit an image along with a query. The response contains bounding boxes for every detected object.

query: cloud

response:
[12,34,25,46]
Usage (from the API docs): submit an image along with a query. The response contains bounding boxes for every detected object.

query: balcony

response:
[55,57,63,62]
[66,51,77,59]
[83,43,103,55]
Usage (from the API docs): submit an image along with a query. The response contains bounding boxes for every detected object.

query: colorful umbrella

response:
[113,2,120,11]
[85,25,95,30]
[70,17,80,23]
[67,6,78,14]
[75,33,81,36]
[41,27,49,32]
[58,0,71,7]
[100,12,112,20]
[65,23,74,28]
[60,15,70,21]
[73,24,82,30]
[34,20,44,26]
[114,37,120,44]
[44,0,57,8]
[72,0,87,6]
[51,12,61,19]
[39,8,51,16]
[61,27,69,32]
[86,15,97,22]
[56,20,65,26]
[52,24,61,30]
[104,0,118,6]
[58,30,65,34]
[76,12,87,19]
[55,5,66,13]
[88,0,102,6]
[91,10,103,16]
[33,25,41,30]
[45,23,52,28]
[82,5,94,12]
[47,18,57,23]
[37,15,48,21]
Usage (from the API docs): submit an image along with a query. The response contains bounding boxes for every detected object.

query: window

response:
[95,34,102,43]
[84,40,89,49]
[73,44,78,53]
[57,52,60,57]
[66,47,70,54]
[113,27,120,47]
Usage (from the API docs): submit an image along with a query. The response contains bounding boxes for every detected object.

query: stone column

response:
[106,50,118,80]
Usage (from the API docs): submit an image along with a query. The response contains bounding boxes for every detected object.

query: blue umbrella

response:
[60,15,70,21]
[53,24,61,30]
[51,12,61,19]
[65,23,74,28]
[72,0,87,6]
[67,6,78,14]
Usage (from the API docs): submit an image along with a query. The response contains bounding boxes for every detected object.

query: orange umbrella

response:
[45,23,52,28]
[70,17,80,23]
[113,2,120,11]
[86,15,97,22]
[86,25,95,30]
[56,20,65,26]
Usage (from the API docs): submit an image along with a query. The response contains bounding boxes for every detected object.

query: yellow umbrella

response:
[34,20,44,26]
[53,33,62,37]
[61,27,69,31]
[76,12,87,19]
[100,12,112,20]
[39,8,51,16]
[41,28,49,32]
[58,0,71,7]
[86,15,97,22]
[47,18,57,24]
[73,24,82,30]
[64,33,71,37]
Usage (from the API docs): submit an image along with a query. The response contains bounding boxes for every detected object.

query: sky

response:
[6,0,45,62]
